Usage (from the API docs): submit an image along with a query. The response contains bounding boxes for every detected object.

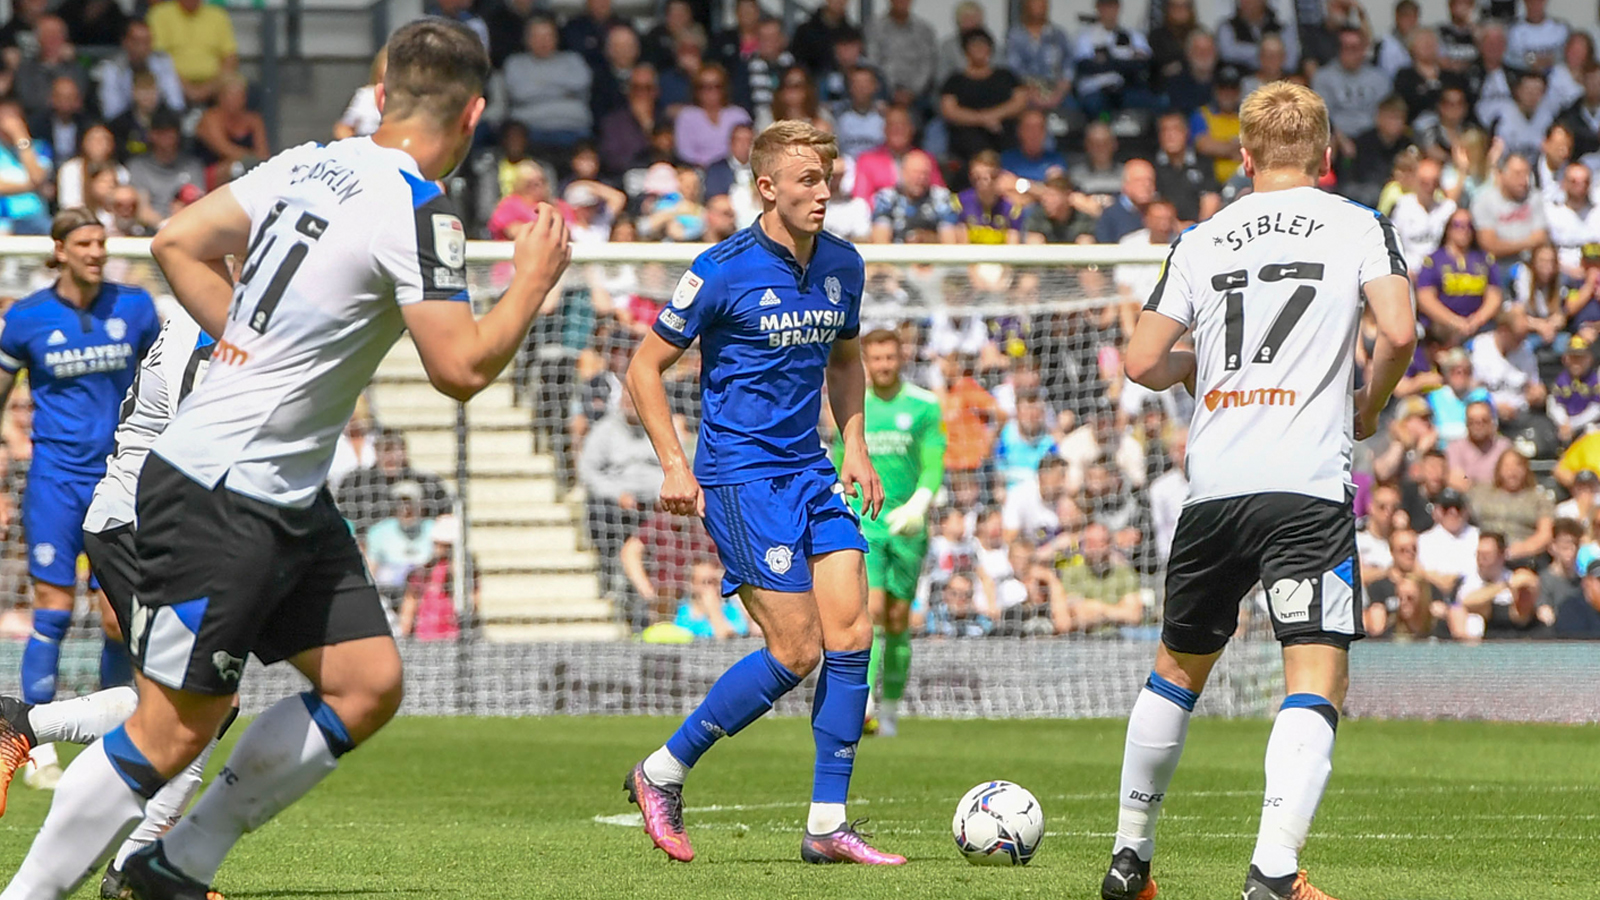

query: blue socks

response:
[810,649,870,804]
[100,639,134,689]
[22,608,71,703]
[665,648,802,768]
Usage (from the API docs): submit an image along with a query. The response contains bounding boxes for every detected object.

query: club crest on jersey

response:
[673,271,703,309]
[764,545,793,575]
[824,276,842,305]
[105,317,126,340]
[896,412,913,430]
[32,543,54,568]
[430,214,467,270]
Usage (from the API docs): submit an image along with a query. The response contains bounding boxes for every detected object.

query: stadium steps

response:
[371,335,617,641]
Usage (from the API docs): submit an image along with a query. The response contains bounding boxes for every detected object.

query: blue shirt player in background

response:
[623,120,903,866]
[0,208,159,788]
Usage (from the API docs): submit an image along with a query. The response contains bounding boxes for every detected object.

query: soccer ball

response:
[951,781,1045,866]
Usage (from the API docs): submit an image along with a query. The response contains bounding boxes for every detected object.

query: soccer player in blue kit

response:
[0,209,158,789]
[623,120,903,866]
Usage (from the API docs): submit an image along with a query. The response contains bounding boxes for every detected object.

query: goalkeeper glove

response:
[884,488,934,536]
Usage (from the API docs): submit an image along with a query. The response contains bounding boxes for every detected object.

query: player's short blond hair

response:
[750,120,839,180]
[1239,82,1330,176]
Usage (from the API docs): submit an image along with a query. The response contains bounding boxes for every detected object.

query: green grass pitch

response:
[4,716,1596,899]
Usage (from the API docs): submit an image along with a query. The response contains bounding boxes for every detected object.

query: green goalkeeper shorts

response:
[865,529,928,602]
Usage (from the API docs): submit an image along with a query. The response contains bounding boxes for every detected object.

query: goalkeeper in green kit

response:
[833,329,946,737]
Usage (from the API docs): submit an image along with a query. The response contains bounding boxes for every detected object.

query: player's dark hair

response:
[381,17,490,129]
[46,207,102,269]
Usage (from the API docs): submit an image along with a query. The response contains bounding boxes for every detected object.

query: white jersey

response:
[1144,186,1407,507]
[83,312,210,533]
[152,138,470,507]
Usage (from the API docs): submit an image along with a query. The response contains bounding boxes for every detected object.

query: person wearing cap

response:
[1553,555,1600,635]
[1372,395,1439,486]
[1417,486,1481,590]
[1190,65,1243,183]
[564,179,625,245]
[1425,346,1484,445]
[399,514,479,641]
[1549,334,1600,439]
[123,106,203,217]
[363,481,437,597]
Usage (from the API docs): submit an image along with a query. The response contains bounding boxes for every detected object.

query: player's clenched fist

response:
[838,445,884,520]
[658,466,704,518]
[512,202,572,291]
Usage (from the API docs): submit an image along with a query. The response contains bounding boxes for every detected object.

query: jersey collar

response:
[748,220,817,287]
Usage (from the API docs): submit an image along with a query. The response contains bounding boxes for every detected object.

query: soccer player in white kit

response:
[1099,82,1417,900]
[0,19,571,900]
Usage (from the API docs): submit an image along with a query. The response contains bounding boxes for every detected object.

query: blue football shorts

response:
[701,467,869,596]
[22,468,98,588]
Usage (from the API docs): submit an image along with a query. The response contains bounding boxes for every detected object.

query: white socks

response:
[642,746,688,787]
[27,686,139,744]
[162,695,345,885]
[1113,682,1195,862]
[1250,699,1338,880]
[0,740,145,900]
[807,802,847,835]
[113,737,219,870]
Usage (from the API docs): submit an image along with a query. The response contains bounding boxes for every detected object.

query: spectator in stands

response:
[488,161,561,241]
[1144,426,1186,563]
[30,75,89,172]
[704,121,755,225]
[15,17,86,122]
[1469,308,1537,417]
[1003,453,1070,544]
[590,24,642,123]
[57,123,124,210]
[1002,108,1066,183]
[1545,32,1593,114]
[955,151,1021,244]
[738,19,793,127]
[1191,67,1244,184]
[1367,525,1444,612]
[823,156,872,242]
[1072,0,1154,116]
[1346,97,1416,207]
[1024,172,1097,244]
[1068,120,1123,203]
[936,1,986,88]
[0,101,48,235]
[621,510,716,626]
[1461,531,1547,637]
[1541,516,1587,613]
[1449,399,1514,485]
[1162,30,1218,116]
[1474,24,1519,128]
[364,481,436,598]
[768,65,828,130]
[57,0,125,48]
[871,150,959,243]
[0,0,46,67]
[1541,132,1591,219]
[926,572,994,638]
[96,20,184,122]
[1554,556,1600,635]
[1372,0,1419,77]
[938,352,1004,493]
[1315,28,1393,155]
[1473,153,1550,261]
[1239,33,1289,96]
[1550,336,1600,436]
[1394,29,1468,124]
[1006,0,1072,113]
[834,67,887,162]
[398,514,476,641]
[1058,521,1145,629]
[1113,199,1179,328]
[1217,0,1298,74]
[1094,158,1156,244]
[792,0,854,76]
[485,0,538,69]
[866,0,938,109]
[1148,0,1198,89]
[1557,62,1600,157]
[565,180,625,245]
[709,0,759,70]
[1391,157,1455,271]
[1418,207,1504,344]
[1059,399,1143,489]
[995,390,1057,490]
[109,71,165,162]
[1484,73,1556,160]
[561,0,630,73]
[1151,112,1219,224]
[657,27,705,114]
[853,105,941,201]
[195,74,268,186]
[1427,347,1483,445]
[674,62,750,168]
[1417,487,1481,589]
[125,106,201,217]
[147,0,237,105]
[335,429,449,535]
[640,164,708,242]
[597,63,660,178]
[333,46,384,141]
[1300,0,1372,68]
[701,192,738,242]
[502,16,593,150]
[940,29,1026,165]
[1439,0,1479,72]
[1508,0,1567,73]
[673,560,750,639]
[819,28,887,112]
[1359,482,1404,583]
[579,389,662,595]
[1471,447,1555,562]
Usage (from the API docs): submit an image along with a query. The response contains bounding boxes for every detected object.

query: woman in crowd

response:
[767,65,831,131]
[56,123,125,210]
[673,63,750,167]
[1417,85,1474,162]
[1147,0,1199,88]
[1509,242,1571,349]
[1468,448,1555,565]
[1445,128,1499,207]
[1416,206,1503,345]
[489,160,572,241]
[194,75,269,188]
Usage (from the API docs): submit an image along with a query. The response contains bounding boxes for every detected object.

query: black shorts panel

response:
[129,455,391,695]
[84,524,138,641]
[1162,491,1364,655]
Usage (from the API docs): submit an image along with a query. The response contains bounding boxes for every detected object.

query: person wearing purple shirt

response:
[1550,336,1600,436]
[673,63,753,167]
[1415,208,1504,344]
[953,151,1022,244]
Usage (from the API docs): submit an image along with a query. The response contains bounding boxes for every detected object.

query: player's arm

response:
[403,205,571,401]
[828,335,885,519]
[1125,238,1196,392]
[886,402,947,535]
[1356,276,1419,441]
[627,331,700,516]
[149,186,252,337]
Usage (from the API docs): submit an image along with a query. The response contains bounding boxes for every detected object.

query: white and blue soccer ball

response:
[952,780,1045,866]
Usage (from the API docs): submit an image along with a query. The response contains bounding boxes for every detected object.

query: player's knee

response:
[885,602,911,634]
[32,581,73,611]
[319,648,404,741]
[772,641,823,678]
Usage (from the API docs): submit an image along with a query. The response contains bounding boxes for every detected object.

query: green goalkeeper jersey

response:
[834,382,947,533]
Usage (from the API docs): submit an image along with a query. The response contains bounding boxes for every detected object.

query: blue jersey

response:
[0,282,159,477]
[653,223,864,486]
